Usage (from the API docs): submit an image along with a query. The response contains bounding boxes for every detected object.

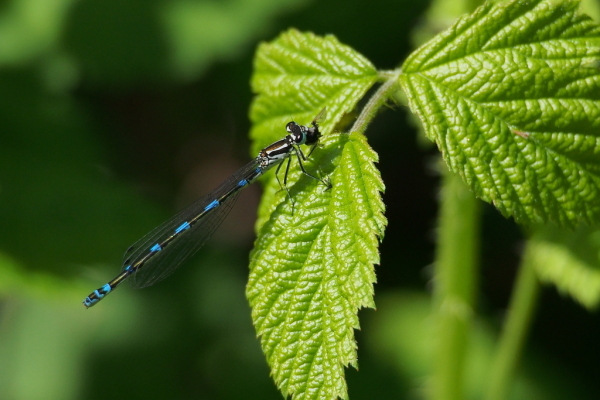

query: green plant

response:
[247,0,600,399]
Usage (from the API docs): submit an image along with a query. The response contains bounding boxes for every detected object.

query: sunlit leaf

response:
[400,0,600,226]
[248,30,384,399]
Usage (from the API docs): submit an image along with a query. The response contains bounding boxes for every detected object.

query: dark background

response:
[0,0,598,399]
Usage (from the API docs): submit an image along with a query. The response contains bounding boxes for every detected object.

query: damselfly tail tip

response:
[82,296,95,308]
[82,283,112,309]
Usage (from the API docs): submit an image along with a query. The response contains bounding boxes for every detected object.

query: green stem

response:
[484,247,540,400]
[432,168,481,400]
[350,69,401,134]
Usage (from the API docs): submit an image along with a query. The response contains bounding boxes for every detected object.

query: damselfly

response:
[83,109,329,308]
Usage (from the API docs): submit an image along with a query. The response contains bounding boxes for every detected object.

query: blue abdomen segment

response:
[204,199,220,211]
[174,221,190,234]
[83,283,113,308]
[150,244,162,252]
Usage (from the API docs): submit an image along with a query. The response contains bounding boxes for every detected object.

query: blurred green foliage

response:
[1,0,600,399]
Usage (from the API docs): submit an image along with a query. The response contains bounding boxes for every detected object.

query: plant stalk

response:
[484,247,540,400]
[432,168,481,400]
[350,69,401,134]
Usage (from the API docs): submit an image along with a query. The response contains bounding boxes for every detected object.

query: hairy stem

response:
[350,69,401,134]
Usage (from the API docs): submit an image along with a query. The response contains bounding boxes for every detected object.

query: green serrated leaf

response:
[399,0,600,226]
[250,29,378,155]
[247,130,385,400]
[247,29,384,400]
[526,225,600,309]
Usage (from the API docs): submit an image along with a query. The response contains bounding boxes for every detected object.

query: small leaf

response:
[400,0,600,226]
[247,131,385,400]
[250,29,378,155]
[526,225,600,309]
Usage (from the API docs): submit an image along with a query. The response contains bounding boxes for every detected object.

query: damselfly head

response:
[286,121,305,144]
[286,121,300,134]
[285,107,327,145]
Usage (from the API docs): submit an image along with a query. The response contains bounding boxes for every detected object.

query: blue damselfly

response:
[83,109,329,308]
